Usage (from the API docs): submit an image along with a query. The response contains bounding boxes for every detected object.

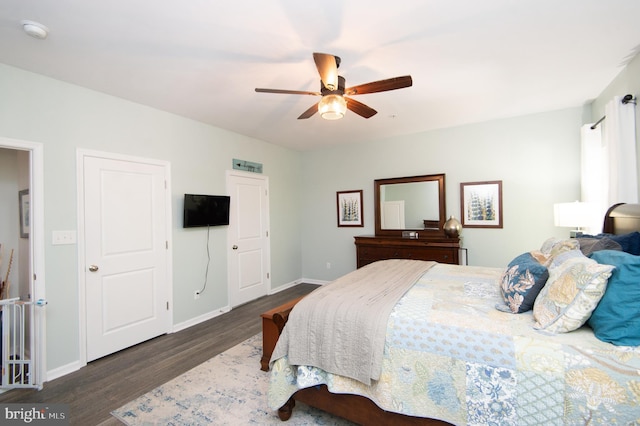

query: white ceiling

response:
[1,1,640,151]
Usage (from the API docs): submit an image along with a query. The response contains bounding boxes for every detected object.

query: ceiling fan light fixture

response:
[318,94,347,120]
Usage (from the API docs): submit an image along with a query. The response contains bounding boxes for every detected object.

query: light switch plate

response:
[52,230,76,245]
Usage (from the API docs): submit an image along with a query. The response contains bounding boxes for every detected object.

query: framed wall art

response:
[337,190,364,227]
[460,181,503,228]
[19,189,30,238]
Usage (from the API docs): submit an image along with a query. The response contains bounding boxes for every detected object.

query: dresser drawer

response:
[356,239,460,267]
[359,246,455,262]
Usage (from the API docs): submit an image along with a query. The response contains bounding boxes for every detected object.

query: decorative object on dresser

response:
[460,180,503,228]
[443,215,462,238]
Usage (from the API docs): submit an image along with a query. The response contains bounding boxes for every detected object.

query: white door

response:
[226,171,270,307]
[382,200,405,229]
[82,154,171,362]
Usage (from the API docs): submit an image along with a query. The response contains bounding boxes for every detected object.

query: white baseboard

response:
[172,306,232,333]
[300,278,329,286]
[267,279,301,294]
[47,360,83,382]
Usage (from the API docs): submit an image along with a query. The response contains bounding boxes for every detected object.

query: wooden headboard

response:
[603,203,640,235]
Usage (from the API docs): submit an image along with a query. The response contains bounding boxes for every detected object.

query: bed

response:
[268,203,640,425]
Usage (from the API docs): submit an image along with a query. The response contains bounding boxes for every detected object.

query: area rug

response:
[111,333,354,425]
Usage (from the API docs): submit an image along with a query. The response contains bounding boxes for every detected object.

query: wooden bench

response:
[260,296,305,371]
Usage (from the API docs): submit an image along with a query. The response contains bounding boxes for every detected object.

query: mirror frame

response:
[374,173,446,238]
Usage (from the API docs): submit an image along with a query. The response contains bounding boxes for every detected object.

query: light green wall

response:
[300,108,584,279]
[0,63,303,372]
[0,49,637,378]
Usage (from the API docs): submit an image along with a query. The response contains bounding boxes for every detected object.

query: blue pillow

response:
[497,252,549,313]
[582,232,640,255]
[588,250,640,346]
[576,237,622,256]
[608,232,640,255]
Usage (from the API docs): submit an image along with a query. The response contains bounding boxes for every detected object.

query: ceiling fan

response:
[255,53,412,120]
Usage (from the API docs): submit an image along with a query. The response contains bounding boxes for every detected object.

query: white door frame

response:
[76,149,173,366]
[0,136,46,387]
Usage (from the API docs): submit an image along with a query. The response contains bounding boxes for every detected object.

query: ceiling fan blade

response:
[313,52,340,91]
[345,75,413,96]
[346,97,377,119]
[255,88,320,96]
[298,102,319,119]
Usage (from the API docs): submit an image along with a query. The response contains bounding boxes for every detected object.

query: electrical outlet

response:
[194,291,200,300]
[326,262,331,269]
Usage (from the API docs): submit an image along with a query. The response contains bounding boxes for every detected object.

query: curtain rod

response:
[590,94,636,129]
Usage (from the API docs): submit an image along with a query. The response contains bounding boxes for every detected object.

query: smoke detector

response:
[21,20,49,39]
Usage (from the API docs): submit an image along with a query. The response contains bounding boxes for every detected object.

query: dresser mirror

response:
[374,173,446,238]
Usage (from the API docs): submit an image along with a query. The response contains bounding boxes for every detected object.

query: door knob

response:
[89,265,99,272]
[232,245,238,250]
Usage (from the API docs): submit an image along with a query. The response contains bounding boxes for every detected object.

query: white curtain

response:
[581,95,637,233]
[580,124,605,233]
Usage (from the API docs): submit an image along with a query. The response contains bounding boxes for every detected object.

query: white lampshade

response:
[554,201,595,236]
[318,95,347,120]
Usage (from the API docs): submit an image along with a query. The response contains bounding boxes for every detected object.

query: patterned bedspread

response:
[268,263,640,425]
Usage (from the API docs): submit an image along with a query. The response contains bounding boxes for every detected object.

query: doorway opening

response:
[0,137,46,389]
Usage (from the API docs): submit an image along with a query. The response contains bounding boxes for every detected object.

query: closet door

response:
[82,153,171,361]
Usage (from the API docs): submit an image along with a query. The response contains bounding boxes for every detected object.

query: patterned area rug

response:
[111,333,354,425]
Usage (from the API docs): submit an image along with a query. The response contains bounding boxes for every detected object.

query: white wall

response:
[0,63,303,373]
[300,107,584,279]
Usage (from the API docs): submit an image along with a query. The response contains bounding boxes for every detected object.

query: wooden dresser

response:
[354,235,461,268]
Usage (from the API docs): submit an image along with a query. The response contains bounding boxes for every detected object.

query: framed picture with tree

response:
[337,190,364,227]
[460,181,503,228]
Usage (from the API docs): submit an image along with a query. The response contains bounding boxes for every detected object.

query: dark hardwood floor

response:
[0,284,319,426]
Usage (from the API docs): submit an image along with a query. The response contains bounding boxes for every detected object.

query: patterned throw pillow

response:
[537,237,580,266]
[532,253,614,333]
[497,253,549,313]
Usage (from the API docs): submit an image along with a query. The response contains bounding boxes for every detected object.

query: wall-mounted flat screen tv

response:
[183,194,231,228]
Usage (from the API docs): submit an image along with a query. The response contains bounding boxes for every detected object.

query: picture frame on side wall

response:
[19,189,30,238]
[460,181,503,228]
[337,190,364,227]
